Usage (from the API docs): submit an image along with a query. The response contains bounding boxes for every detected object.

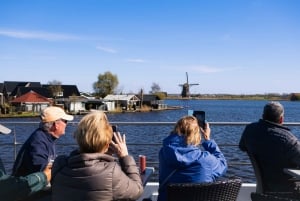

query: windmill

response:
[179,72,199,98]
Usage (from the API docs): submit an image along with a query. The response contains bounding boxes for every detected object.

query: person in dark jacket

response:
[51,111,143,201]
[239,101,300,192]
[12,106,73,177]
[157,115,227,201]
[0,124,51,201]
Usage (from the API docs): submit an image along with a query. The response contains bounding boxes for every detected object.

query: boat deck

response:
[138,182,256,201]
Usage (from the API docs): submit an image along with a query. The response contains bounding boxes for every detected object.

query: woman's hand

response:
[200,122,211,141]
[110,132,129,158]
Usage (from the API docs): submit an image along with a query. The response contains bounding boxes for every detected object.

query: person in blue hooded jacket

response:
[157,115,227,201]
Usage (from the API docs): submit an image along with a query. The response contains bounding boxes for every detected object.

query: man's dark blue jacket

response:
[12,128,57,176]
[239,119,300,192]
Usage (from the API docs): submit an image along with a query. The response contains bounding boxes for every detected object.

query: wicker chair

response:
[251,192,300,201]
[167,178,242,201]
[247,152,300,201]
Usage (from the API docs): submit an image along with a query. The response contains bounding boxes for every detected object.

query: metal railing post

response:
[13,126,17,160]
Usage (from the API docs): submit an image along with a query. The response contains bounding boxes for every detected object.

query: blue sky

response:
[0,0,299,95]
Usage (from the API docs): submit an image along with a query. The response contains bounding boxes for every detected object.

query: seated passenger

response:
[157,115,228,201]
[0,124,51,201]
[12,106,74,177]
[51,111,143,201]
[239,101,300,192]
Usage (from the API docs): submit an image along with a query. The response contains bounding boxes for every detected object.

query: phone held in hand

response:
[192,110,206,129]
[112,125,118,132]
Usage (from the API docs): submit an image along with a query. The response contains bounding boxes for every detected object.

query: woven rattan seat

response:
[251,192,300,201]
[167,178,242,201]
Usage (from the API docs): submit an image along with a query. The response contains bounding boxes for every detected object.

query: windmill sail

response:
[179,72,199,97]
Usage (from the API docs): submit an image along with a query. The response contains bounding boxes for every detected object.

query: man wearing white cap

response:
[0,124,11,135]
[0,124,51,201]
[12,106,74,177]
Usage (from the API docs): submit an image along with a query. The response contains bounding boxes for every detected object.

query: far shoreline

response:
[165,93,292,101]
[0,95,295,119]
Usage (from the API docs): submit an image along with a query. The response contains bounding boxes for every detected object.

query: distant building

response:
[103,94,140,111]
[2,81,42,102]
[137,94,166,109]
[0,81,91,114]
[10,90,52,112]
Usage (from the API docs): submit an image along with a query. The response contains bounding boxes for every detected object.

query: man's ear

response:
[279,116,284,124]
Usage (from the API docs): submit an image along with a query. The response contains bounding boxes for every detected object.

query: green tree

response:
[155,92,167,100]
[93,71,119,98]
[290,93,300,101]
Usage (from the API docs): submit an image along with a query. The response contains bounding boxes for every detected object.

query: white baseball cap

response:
[40,106,74,122]
[0,124,11,135]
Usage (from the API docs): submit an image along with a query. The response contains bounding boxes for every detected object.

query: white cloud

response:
[189,65,243,73]
[96,45,117,53]
[0,29,79,41]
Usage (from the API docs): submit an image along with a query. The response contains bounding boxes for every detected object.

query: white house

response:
[103,94,140,111]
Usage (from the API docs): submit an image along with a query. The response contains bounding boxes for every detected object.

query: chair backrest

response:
[251,192,300,201]
[247,152,264,193]
[167,178,242,201]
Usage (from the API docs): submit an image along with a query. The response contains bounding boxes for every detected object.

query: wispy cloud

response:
[126,58,146,63]
[0,29,79,41]
[190,65,243,73]
[34,55,57,60]
[96,45,117,53]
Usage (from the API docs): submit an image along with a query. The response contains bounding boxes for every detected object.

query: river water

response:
[1,99,300,183]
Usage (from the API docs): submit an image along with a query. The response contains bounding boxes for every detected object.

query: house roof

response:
[3,81,41,94]
[0,83,3,93]
[137,94,159,101]
[10,90,52,103]
[80,92,96,99]
[103,94,140,101]
[11,86,51,98]
[42,84,80,97]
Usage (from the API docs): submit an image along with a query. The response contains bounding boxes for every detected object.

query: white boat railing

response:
[1,121,300,179]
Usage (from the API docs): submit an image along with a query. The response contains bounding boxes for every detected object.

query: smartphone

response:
[112,125,118,132]
[193,110,206,129]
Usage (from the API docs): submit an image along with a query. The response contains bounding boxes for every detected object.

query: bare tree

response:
[47,80,63,104]
[150,82,161,94]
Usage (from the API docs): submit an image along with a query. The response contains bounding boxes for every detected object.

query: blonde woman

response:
[157,115,227,201]
[51,111,143,201]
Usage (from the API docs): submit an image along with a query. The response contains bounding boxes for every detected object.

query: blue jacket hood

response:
[161,134,203,168]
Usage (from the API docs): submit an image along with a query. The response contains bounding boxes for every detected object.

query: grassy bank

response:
[0,111,40,118]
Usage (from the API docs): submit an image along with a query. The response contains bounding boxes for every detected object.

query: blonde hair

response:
[172,115,201,145]
[74,111,113,153]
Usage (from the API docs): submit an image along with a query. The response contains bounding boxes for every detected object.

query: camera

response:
[192,110,206,129]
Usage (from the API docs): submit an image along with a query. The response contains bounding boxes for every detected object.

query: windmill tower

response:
[179,72,199,98]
